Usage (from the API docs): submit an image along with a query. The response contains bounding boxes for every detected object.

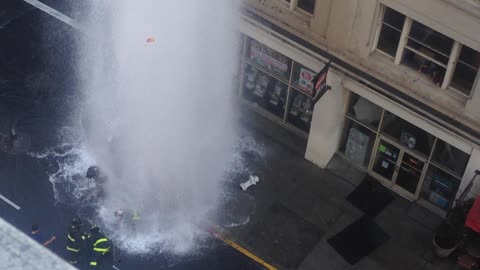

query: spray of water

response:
[72,0,243,254]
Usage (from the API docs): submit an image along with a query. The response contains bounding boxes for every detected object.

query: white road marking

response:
[23,0,84,31]
[0,194,21,210]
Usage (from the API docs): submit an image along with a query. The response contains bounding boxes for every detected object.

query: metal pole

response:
[457,170,480,205]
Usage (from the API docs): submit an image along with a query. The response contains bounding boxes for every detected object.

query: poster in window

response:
[249,40,289,77]
[298,68,315,94]
[345,127,370,166]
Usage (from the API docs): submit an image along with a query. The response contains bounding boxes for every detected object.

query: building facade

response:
[237,0,480,216]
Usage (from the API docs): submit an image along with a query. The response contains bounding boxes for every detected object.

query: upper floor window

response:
[374,6,480,97]
[297,0,315,14]
[451,45,480,95]
[376,8,405,57]
[284,0,316,14]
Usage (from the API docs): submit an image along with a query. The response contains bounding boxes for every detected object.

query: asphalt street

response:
[0,3,267,270]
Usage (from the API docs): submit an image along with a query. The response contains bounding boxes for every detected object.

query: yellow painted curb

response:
[216,234,277,270]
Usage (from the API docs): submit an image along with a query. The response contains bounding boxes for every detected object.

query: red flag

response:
[310,61,332,105]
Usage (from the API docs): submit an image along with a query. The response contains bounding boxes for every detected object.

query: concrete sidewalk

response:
[226,109,457,270]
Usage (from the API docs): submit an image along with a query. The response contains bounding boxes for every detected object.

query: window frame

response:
[373,5,479,98]
[286,0,315,15]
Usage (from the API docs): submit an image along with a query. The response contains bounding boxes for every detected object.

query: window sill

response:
[293,7,314,18]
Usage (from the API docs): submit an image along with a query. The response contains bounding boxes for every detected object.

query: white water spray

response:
[75,0,242,254]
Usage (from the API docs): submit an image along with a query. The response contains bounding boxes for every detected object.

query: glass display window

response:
[246,37,292,80]
[346,93,383,130]
[242,64,288,119]
[432,139,470,178]
[286,89,313,132]
[420,165,460,210]
[333,87,472,212]
[291,62,315,95]
[381,111,435,157]
[338,118,376,167]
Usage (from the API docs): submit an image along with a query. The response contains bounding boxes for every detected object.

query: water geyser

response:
[78,0,241,254]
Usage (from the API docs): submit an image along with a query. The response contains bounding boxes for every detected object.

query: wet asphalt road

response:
[0,150,265,270]
[0,3,266,270]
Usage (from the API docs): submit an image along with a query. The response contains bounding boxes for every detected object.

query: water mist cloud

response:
[77,0,241,254]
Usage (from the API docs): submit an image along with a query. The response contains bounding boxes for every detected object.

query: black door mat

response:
[327,216,390,265]
[245,203,324,269]
[346,176,394,217]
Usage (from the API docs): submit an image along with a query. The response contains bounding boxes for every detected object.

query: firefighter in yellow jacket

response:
[66,218,84,265]
[87,225,111,269]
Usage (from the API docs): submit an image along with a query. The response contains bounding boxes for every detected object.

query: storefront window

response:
[245,37,291,80]
[242,64,287,119]
[239,36,317,135]
[432,139,470,177]
[291,62,315,96]
[286,89,312,132]
[347,93,383,130]
[381,111,435,157]
[420,165,460,210]
[338,118,376,167]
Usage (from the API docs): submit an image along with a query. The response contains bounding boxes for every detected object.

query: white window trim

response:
[371,5,385,53]
[442,41,461,89]
[288,0,315,16]
[394,17,411,65]
[289,0,298,10]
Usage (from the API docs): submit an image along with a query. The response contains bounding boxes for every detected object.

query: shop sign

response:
[249,45,289,76]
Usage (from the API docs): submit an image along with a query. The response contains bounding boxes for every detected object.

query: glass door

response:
[394,152,425,196]
[371,139,400,183]
[370,136,426,198]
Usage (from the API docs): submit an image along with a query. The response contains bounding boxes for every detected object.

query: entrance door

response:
[371,139,400,182]
[394,152,425,196]
[370,137,426,199]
